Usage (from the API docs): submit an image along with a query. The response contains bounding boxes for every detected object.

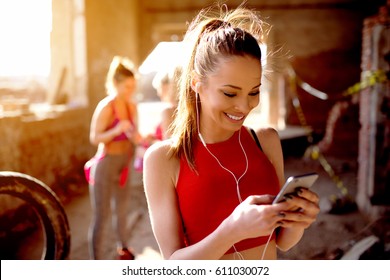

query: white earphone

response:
[195,91,207,147]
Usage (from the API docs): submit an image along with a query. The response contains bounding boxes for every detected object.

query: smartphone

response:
[272,172,319,204]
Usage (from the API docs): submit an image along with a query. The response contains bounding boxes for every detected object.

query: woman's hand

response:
[277,188,320,229]
[113,120,133,138]
[226,195,285,242]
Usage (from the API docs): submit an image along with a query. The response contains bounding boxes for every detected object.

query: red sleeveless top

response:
[176,127,280,255]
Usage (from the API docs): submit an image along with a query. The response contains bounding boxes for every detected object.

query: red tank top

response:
[176,127,280,255]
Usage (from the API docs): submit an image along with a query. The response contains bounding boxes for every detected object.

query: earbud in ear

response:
[195,82,201,93]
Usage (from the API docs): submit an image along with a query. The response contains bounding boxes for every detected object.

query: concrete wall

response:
[0,106,92,215]
[84,0,140,108]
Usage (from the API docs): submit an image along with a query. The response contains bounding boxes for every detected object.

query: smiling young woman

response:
[143,4,320,260]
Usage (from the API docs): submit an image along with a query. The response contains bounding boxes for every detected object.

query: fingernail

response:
[278,212,285,218]
[295,187,307,195]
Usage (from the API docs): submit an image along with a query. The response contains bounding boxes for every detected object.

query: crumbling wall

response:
[0,106,93,215]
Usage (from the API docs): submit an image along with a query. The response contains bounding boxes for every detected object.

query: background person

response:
[88,56,141,260]
[151,66,181,140]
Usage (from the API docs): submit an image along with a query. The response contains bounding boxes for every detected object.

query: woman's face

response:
[115,76,136,100]
[198,55,261,135]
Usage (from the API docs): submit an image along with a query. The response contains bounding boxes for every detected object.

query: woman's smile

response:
[225,112,245,122]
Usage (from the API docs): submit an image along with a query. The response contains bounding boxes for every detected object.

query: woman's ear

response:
[190,71,201,93]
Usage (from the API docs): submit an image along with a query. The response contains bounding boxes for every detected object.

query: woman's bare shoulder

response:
[94,96,114,113]
[143,139,179,189]
[254,126,284,182]
[144,139,176,165]
[91,97,114,122]
[97,95,114,107]
[252,126,280,146]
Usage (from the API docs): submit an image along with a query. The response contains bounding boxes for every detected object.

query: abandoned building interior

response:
[0,0,389,260]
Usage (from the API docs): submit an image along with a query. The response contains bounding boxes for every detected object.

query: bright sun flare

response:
[0,0,52,77]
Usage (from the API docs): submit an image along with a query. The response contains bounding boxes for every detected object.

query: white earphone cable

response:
[261,228,275,260]
[196,92,248,203]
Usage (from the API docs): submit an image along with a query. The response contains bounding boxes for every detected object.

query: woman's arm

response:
[128,102,144,144]
[256,127,320,251]
[90,99,124,145]
[256,127,285,186]
[143,141,233,259]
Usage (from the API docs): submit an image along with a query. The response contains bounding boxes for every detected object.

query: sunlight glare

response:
[0,0,52,77]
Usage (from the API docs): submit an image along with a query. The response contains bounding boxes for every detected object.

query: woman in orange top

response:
[88,56,141,260]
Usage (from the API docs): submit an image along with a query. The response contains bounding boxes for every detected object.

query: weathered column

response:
[357,4,390,219]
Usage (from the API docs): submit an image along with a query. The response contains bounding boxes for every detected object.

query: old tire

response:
[0,171,70,260]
